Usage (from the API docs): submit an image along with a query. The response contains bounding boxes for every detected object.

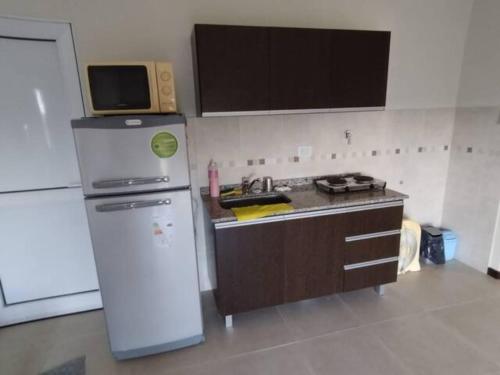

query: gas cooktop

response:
[314,173,386,194]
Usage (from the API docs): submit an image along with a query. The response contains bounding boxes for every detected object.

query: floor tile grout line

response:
[275,305,300,342]
[422,293,500,314]
[425,308,500,370]
[370,332,419,375]
[336,293,367,325]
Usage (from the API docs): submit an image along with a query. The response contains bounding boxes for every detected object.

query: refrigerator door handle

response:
[92,176,170,189]
[95,199,172,212]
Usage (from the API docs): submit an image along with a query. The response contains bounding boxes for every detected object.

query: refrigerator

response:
[0,27,100,326]
[71,115,204,360]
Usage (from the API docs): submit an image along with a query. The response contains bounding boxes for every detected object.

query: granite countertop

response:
[201,181,409,224]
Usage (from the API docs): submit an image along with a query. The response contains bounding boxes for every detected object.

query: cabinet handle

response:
[344,256,399,270]
[92,176,170,189]
[96,199,171,212]
[345,229,401,242]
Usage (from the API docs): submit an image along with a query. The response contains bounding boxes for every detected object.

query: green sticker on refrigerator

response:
[151,132,178,158]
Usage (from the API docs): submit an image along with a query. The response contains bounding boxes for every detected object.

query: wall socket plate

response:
[298,145,313,159]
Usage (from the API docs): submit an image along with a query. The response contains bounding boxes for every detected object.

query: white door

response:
[0,17,101,326]
[0,188,99,304]
[0,37,81,191]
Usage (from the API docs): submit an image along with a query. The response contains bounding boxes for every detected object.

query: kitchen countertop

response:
[201,182,409,224]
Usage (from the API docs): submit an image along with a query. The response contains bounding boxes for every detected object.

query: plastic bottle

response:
[208,159,220,198]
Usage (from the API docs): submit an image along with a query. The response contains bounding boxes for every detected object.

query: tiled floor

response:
[1,260,499,375]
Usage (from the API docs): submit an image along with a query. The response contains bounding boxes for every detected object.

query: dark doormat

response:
[40,356,85,375]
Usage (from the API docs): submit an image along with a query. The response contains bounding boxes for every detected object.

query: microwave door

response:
[87,65,151,111]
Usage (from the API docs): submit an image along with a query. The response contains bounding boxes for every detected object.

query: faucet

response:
[241,174,261,195]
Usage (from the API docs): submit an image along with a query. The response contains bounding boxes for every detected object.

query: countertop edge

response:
[204,193,408,225]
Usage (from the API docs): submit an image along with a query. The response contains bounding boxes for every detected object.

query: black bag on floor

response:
[420,226,446,264]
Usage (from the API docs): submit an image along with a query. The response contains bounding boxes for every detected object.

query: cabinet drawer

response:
[343,260,398,292]
[344,206,403,237]
[345,231,400,265]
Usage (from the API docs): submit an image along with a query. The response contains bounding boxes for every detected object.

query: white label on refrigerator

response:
[152,205,174,249]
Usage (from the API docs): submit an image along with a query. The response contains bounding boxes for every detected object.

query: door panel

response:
[0,37,81,191]
[331,30,391,108]
[284,215,343,302]
[214,222,285,315]
[0,188,98,304]
[195,24,270,113]
[85,190,202,350]
[73,117,189,196]
[269,27,332,110]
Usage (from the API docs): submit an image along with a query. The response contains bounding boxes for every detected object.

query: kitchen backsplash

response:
[187,108,455,290]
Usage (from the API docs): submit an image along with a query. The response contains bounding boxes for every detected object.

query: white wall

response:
[457,0,500,107]
[0,0,473,114]
[489,202,500,271]
[442,0,500,272]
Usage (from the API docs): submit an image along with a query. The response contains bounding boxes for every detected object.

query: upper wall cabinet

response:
[269,27,332,110]
[330,30,390,108]
[193,25,269,114]
[193,24,391,117]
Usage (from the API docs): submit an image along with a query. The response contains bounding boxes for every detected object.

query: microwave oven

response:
[85,61,177,115]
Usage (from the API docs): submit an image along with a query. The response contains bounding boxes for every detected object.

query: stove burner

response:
[314,173,386,194]
[354,175,374,183]
[326,177,347,186]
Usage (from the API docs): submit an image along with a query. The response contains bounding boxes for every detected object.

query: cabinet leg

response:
[225,315,233,328]
[374,285,385,296]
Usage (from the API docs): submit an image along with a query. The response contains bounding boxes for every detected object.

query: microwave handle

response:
[92,176,170,189]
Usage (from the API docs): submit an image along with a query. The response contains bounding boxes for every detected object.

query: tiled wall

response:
[187,108,455,290]
[442,107,500,272]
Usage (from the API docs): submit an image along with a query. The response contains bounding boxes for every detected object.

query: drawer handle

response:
[345,229,401,242]
[344,256,399,270]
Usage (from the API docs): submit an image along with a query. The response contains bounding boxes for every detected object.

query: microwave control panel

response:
[156,62,177,113]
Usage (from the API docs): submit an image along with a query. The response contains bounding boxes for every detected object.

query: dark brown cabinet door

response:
[269,27,332,110]
[194,24,269,114]
[330,30,391,108]
[214,222,285,315]
[283,215,343,302]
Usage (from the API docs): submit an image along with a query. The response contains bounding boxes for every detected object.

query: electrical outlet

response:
[298,146,313,159]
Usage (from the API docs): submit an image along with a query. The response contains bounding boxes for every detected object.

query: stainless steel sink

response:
[219,192,291,209]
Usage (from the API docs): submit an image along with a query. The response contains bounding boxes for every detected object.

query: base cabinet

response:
[214,222,285,316]
[284,215,343,302]
[212,203,404,316]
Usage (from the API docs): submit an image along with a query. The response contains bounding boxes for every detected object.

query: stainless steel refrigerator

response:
[72,115,204,360]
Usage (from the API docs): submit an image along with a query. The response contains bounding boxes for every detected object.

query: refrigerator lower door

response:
[85,189,203,359]
[0,188,99,304]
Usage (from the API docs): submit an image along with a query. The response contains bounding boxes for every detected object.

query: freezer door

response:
[85,189,203,353]
[72,116,190,196]
[0,188,99,304]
